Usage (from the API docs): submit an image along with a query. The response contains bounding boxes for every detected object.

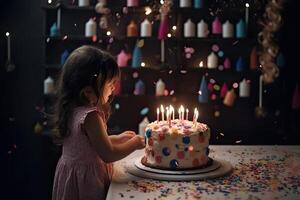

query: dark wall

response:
[0,0,47,199]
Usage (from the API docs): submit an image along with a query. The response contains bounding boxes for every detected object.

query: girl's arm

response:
[109,131,136,144]
[84,111,145,163]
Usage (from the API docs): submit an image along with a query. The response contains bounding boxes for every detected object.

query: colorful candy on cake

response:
[143,106,211,170]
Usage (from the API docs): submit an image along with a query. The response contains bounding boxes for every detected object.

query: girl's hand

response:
[118,131,136,143]
[133,135,145,150]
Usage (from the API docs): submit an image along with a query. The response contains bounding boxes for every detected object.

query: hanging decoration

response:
[258,0,283,83]
[158,0,172,63]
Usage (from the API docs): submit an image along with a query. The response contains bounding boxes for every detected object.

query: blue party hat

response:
[60,49,69,65]
[50,23,60,37]
[134,79,145,95]
[236,56,247,72]
[132,43,141,68]
[236,19,246,38]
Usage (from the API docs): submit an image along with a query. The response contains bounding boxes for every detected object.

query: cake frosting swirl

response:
[143,119,210,169]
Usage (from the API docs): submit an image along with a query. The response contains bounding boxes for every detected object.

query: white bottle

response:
[79,0,89,7]
[197,20,209,38]
[184,19,195,38]
[156,79,165,96]
[179,0,192,8]
[139,117,149,136]
[222,20,234,38]
[44,76,55,95]
[207,52,218,69]
[140,19,152,37]
[239,79,250,97]
[85,18,96,37]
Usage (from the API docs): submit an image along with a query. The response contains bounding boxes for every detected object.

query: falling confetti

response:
[140,107,149,115]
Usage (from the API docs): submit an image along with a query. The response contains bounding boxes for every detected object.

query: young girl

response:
[52,45,145,200]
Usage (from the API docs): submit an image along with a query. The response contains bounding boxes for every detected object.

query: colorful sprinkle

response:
[162,147,171,156]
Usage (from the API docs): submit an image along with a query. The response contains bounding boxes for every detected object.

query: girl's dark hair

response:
[54,45,120,138]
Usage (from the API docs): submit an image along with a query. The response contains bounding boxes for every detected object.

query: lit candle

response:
[193,108,198,125]
[245,3,249,31]
[180,105,184,121]
[199,61,204,67]
[6,32,11,61]
[178,108,181,121]
[170,105,175,120]
[161,105,165,121]
[166,107,169,121]
[186,109,189,120]
[157,108,160,122]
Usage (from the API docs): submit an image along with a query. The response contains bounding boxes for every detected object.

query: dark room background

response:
[1,0,299,199]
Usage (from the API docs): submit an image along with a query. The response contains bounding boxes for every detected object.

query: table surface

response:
[107,145,300,200]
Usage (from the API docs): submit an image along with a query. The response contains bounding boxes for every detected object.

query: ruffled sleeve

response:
[79,107,107,132]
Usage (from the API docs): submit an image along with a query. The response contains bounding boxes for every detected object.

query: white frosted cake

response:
[143,119,210,170]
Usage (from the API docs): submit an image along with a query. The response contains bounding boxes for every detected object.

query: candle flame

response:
[199,61,204,67]
[5,32,10,37]
[161,105,164,112]
[245,3,249,7]
[145,7,152,15]
[157,108,160,114]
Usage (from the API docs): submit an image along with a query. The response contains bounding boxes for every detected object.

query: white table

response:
[107,145,300,200]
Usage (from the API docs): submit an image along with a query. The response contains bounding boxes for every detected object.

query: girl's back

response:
[52,105,112,200]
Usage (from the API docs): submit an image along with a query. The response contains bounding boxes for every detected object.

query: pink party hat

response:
[220,82,228,98]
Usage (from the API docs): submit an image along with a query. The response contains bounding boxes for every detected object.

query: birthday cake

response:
[143,119,211,170]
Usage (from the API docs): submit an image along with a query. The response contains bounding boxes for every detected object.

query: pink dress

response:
[52,106,113,200]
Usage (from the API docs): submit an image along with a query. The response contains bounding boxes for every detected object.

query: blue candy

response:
[162,147,170,156]
[182,136,190,144]
[145,129,152,138]
[169,159,179,169]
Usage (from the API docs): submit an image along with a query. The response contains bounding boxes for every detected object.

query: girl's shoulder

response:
[73,105,105,124]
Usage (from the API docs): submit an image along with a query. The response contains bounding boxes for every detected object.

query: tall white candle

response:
[79,0,89,7]
[197,20,209,38]
[180,0,192,8]
[222,20,234,38]
[259,75,263,107]
[6,32,11,61]
[245,3,249,31]
[207,52,218,68]
[184,19,195,37]
[180,105,184,120]
[239,78,250,97]
[85,18,96,37]
[140,19,152,37]
[157,108,160,122]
